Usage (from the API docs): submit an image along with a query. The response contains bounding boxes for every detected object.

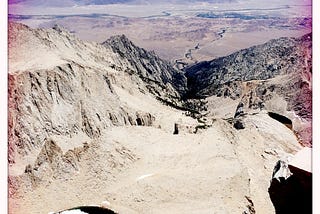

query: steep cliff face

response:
[185,34,312,145]
[8,62,156,163]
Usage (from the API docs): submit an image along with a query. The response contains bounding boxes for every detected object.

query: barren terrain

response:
[8,21,311,213]
[8,0,312,213]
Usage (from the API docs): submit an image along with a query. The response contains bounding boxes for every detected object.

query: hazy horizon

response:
[9,0,311,18]
[8,0,311,62]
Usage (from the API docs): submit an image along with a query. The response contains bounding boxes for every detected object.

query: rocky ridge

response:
[185,33,312,146]
[103,35,187,98]
[185,34,311,99]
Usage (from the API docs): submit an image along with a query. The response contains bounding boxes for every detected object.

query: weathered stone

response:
[234,119,245,130]
[268,149,312,213]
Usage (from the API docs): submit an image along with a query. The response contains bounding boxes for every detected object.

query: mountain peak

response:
[52,24,70,34]
[105,34,131,43]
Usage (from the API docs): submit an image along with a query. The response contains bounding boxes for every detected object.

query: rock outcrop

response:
[268,148,312,213]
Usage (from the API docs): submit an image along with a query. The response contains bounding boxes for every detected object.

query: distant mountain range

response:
[9,0,236,7]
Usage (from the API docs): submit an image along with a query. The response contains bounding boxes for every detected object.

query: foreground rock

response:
[9,114,302,214]
[269,148,312,213]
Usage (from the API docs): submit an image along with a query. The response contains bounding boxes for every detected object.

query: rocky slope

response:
[8,22,309,214]
[185,34,312,146]
[8,22,187,164]
[103,35,187,98]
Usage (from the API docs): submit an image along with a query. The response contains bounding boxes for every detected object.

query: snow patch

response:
[60,209,88,214]
[101,200,111,207]
[136,173,154,181]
